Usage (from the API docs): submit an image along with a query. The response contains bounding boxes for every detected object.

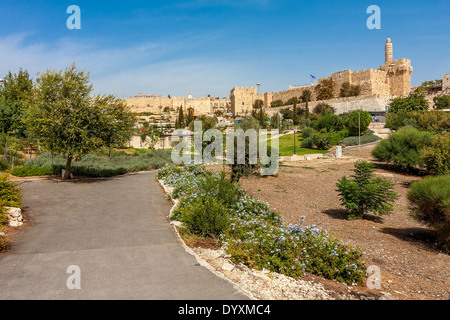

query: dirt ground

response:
[239,144,449,300]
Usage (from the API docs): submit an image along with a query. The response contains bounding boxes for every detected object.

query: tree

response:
[388,92,429,113]
[26,63,135,179]
[270,99,284,108]
[336,161,399,219]
[229,116,261,182]
[339,82,361,97]
[312,103,334,115]
[343,110,372,136]
[433,95,450,110]
[253,99,264,109]
[300,89,312,116]
[0,69,33,138]
[175,106,185,129]
[185,107,194,126]
[315,78,335,100]
[93,95,136,158]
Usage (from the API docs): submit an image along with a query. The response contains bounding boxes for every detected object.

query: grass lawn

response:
[269,133,329,157]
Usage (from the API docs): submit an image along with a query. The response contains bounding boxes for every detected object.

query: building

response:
[230,38,413,115]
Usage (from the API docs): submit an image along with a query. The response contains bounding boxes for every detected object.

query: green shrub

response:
[407,175,450,249]
[341,132,380,146]
[159,165,366,285]
[0,173,23,223]
[311,130,332,150]
[25,150,172,178]
[343,110,372,136]
[385,111,418,130]
[372,127,434,171]
[314,113,343,132]
[301,127,316,139]
[11,166,53,177]
[420,133,450,175]
[301,137,314,148]
[433,95,450,110]
[179,195,231,238]
[417,111,449,132]
[336,161,399,219]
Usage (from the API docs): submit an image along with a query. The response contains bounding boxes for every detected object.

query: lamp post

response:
[256,83,261,108]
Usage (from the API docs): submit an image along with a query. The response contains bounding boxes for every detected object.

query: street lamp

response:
[256,83,261,108]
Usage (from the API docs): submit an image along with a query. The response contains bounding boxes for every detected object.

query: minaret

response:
[385,37,393,64]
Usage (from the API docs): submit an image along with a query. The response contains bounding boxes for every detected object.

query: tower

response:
[385,37,393,64]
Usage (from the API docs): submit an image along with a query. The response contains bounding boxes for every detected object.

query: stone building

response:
[126,93,230,116]
[230,38,413,115]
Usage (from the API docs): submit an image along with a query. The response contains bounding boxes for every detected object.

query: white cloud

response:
[0,33,250,98]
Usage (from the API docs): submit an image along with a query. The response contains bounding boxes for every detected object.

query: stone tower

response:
[385,37,393,63]
[380,37,413,97]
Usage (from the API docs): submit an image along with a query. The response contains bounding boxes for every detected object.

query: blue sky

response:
[1,0,449,98]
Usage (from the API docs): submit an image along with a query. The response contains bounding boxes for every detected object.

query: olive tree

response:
[26,64,136,179]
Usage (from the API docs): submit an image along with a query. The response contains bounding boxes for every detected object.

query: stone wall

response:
[266,95,391,117]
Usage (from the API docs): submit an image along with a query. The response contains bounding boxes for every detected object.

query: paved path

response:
[0,172,248,300]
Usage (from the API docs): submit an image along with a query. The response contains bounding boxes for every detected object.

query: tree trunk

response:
[64,156,73,180]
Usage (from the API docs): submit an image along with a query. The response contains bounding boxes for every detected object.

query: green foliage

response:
[311,130,332,150]
[385,111,418,131]
[417,111,450,132]
[339,82,361,98]
[25,63,135,179]
[0,69,33,138]
[420,133,450,175]
[312,103,334,115]
[388,92,429,113]
[158,165,366,285]
[433,95,450,110]
[336,161,399,219]
[343,110,372,136]
[301,127,316,139]
[11,166,53,177]
[300,137,314,148]
[314,113,343,132]
[407,175,450,249]
[372,127,434,171]
[229,116,262,182]
[253,99,264,109]
[25,150,172,178]
[270,99,284,108]
[341,132,380,146]
[0,173,23,223]
[315,79,335,101]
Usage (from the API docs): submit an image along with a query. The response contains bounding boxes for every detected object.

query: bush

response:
[336,161,399,219]
[314,113,343,132]
[301,127,316,139]
[301,137,314,148]
[311,130,332,150]
[312,103,334,115]
[417,111,449,132]
[0,173,22,223]
[11,166,53,177]
[407,175,450,249]
[159,165,366,285]
[372,127,434,171]
[433,95,450,110]
[343,110,372,136]
[420,133,450,175]
[341,132,380,147]
[25,150,172,178]
[179,195,231,238]
[385,111,418,130]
